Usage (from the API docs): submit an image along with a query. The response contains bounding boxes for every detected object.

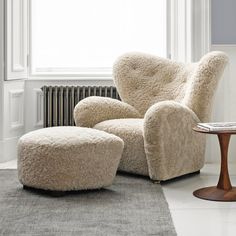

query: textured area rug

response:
[0,170,176,236]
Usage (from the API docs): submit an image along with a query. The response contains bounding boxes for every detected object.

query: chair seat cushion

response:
[18,127,124,191]
[94,119,149,176]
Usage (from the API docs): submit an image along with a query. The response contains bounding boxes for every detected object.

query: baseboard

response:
[0,136,20,163]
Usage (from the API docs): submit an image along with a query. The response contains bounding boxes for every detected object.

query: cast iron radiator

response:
[42,86,120,127]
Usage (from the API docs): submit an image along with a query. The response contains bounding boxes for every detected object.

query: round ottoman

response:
[18,127,124,191]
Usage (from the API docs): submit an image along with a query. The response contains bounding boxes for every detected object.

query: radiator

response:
[42,86,120,127]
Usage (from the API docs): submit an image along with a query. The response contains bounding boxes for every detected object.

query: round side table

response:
[193,127,236,201]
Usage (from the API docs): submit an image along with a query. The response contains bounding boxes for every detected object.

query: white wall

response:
[205,45,236,163]
[0,81,25,162]
[0,0,27,162]
[208,1,236,163]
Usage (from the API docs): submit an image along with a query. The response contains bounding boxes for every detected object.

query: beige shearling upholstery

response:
[18,127,124,191]
[74,51,228,181]
[144,101,205,180]
[74,96,141,128]
[94,119,149,176]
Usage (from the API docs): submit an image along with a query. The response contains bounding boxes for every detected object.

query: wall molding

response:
[9,89,24,130]
[33,88,43,128]
[211,44,236,48]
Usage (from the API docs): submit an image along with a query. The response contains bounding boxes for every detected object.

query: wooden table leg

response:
[217,133,232,190]
[193,133,236,201]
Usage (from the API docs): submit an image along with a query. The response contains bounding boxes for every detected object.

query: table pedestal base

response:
[193,186,236,201]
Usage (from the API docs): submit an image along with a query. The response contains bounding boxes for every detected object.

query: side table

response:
[193,126,236,201]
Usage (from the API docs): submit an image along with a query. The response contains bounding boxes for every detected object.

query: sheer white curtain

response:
[31,0,167,74]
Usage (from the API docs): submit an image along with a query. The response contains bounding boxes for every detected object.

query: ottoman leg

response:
[23,185,66,197]
[47,191,66,197]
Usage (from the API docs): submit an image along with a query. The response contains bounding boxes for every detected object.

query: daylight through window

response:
[31,0,167,75]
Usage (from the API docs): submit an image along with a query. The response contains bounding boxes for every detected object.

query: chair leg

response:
[23,185,31,190]
[158,170,201,184]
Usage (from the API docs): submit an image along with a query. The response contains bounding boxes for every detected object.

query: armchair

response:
[74,51,228,181]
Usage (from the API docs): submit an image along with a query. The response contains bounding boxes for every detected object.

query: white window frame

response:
[169,0,210,63]
[27,0,172,80]
[4,0,210,81]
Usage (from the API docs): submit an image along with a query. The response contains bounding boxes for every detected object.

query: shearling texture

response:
[74,96,141,128]
[183,51,228,122]
[113,52,196,116]
[144,101,206,180]
[94,119,149,176]
[113,51,228,120]
[74,51,228,181]
[18,127,124,191]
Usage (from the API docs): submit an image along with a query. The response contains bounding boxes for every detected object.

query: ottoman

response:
[18,127,124,191]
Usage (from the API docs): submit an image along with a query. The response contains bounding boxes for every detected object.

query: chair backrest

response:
[113,51,228,122]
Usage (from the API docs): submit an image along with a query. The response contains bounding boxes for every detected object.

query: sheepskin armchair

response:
[74,51,228,181]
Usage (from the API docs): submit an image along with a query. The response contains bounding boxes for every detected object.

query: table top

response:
[193,126,236,135]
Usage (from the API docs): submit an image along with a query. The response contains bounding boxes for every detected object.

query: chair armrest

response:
[143,101,205,180]
[74,96,141,127]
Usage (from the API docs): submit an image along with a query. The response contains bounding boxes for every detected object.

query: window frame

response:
[27,0,171,80]
[26,0,210,80]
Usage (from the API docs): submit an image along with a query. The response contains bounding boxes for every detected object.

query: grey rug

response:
[0,170,176,236]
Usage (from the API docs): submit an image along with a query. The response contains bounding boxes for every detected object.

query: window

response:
[30,0,167,76]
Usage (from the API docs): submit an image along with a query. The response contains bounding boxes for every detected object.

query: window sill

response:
[27,75,113,81]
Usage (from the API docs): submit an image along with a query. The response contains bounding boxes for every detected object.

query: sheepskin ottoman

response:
[17,127,124,191]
